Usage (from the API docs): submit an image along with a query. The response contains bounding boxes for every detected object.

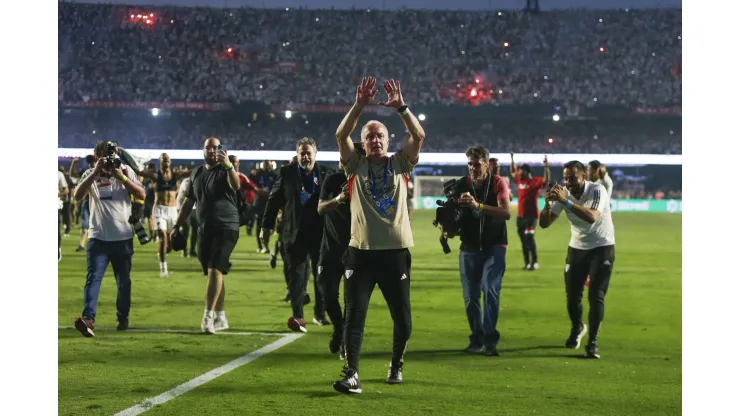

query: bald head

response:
[203,137,221,165]
[361,120,389,159]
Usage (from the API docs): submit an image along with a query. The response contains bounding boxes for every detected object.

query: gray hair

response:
[296,137,317,153]
[465,146,489,161]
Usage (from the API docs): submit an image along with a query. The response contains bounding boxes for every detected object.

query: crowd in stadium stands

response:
[58,3,681,108]
[58,109,681,154]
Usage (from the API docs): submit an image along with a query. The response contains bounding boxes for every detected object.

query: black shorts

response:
[516,217,537,233]
[197,227,239,276]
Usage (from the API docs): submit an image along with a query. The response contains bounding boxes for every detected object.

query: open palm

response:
[355,77,378,106]
[378,79,405,109]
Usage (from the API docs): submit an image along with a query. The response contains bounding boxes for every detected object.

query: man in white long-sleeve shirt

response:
[176,177,198,258]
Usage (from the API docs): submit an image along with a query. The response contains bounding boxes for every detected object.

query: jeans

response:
[82,238,134,322]
[459,246,507,347]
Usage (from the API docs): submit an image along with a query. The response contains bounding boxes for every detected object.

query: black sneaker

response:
[329,329,342,355]
[463,343,483,354]
[303,293,311,306]
[189,250,197,258]
[386,361,403,384]
[313,315,330,326]
[117,317,129,331]
[483,345,500,357]
[565,323,588,349]
[585,341,600,359]
[75,246,85,252]
[333,365,362,394]
[269,253,277,269]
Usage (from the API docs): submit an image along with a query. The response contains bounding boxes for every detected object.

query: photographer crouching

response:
[439,146,512,356]
[72,141,146,337]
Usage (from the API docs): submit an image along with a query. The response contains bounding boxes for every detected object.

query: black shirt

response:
[454,175,508,251]
[319,171,351,255]
[296,166,323,242]
[187,165,240,230]
[253,170,277,209]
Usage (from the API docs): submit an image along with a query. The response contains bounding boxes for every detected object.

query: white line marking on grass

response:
[113,333,303,416]
[417,263,679,272]
[57,326,292,337]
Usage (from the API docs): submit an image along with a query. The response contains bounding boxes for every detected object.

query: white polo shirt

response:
[551,181,615,250]
[80,166,141,242]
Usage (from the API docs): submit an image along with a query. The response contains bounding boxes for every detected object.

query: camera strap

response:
[470,174,492,251]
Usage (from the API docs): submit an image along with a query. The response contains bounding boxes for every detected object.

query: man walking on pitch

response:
[510,153,550,270]
[172,137,241,334]
[333,77,424,394]
[539,161,615,359]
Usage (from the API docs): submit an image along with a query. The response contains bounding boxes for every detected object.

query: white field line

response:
[112,332,303,416]
[57,326,292,337]
[415,263,680,272]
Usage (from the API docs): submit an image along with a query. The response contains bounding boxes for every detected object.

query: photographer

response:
[72,141,146,338]
[441,146,511,357]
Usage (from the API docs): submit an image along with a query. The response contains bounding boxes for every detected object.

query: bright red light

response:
[150,13,154,17]
[137,14,142,18]
[130,14,134,18]
[470,89,477,97]
[475,78,480,84]
[599,47,604,52]
[548,137,554,143]
[146,19,151,24]
[170,20,174,23]
[227,48,233,53]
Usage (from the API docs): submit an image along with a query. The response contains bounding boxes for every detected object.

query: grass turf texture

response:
[58,210,681,415]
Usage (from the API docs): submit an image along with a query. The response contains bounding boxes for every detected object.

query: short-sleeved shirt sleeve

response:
[342,149,363,177]
[320,172,345,201]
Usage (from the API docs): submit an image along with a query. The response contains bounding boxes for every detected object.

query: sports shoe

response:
[75,246,85,252]
[386,361,403,384]
[313,315,330,326]
[565,323,587,349]
[116,316,129,331]
[463,343,483,354]
[585,341,600,359]
[483,345,500,357]
[201,315,215,334]
[269,253,277,269]
[259,247,268,254]
[524,264,532,270]
[58,248,63,262]
[288,317,307,333]
[74,316,95,338]
[214,315,229,331]
[531,262,540,271]
[159,271,169,278]
[333,366,362,394]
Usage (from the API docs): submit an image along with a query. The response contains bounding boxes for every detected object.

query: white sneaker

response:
[160,271,169,278]
[214,316,229,331]
[532,262,540,270]
[58,248,62,262]
[259,247,268,254]
[201,315,215,334]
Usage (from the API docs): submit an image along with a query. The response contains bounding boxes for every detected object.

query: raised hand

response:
[378,79,405,109]
[355,77,378,106]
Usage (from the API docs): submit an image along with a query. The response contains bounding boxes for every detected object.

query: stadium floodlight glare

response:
[285,110,292,119]
[151,108,160,116]
[552,114,560,122]
[418,114,426,121]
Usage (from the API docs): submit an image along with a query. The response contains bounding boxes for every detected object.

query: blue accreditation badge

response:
[374,194,397,218]
[299,189,311,205]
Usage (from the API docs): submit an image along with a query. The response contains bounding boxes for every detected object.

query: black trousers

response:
[342,247,412,373]
[516,216,538,264]
[318,249,345,333]
[283,240,325,320]
[180,211,199,255]
[564,245,615,343]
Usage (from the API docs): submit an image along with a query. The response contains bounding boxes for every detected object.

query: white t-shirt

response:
[58,171,68,210]
[551,181,615,250]
[597,172,613,198]
[81,166,142,242]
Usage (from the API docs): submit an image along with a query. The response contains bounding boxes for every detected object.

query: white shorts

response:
[154,205,178,231]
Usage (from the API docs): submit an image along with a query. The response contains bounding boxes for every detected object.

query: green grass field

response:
[58,210,681,416]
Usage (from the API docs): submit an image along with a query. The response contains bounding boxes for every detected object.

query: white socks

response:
[160,262,168,272]
[204,309,214,319]
[216,311,226,321]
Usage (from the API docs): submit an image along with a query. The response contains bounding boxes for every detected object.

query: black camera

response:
[103,141,122,169]
[129,201,150,245]
[431,178,465,254]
